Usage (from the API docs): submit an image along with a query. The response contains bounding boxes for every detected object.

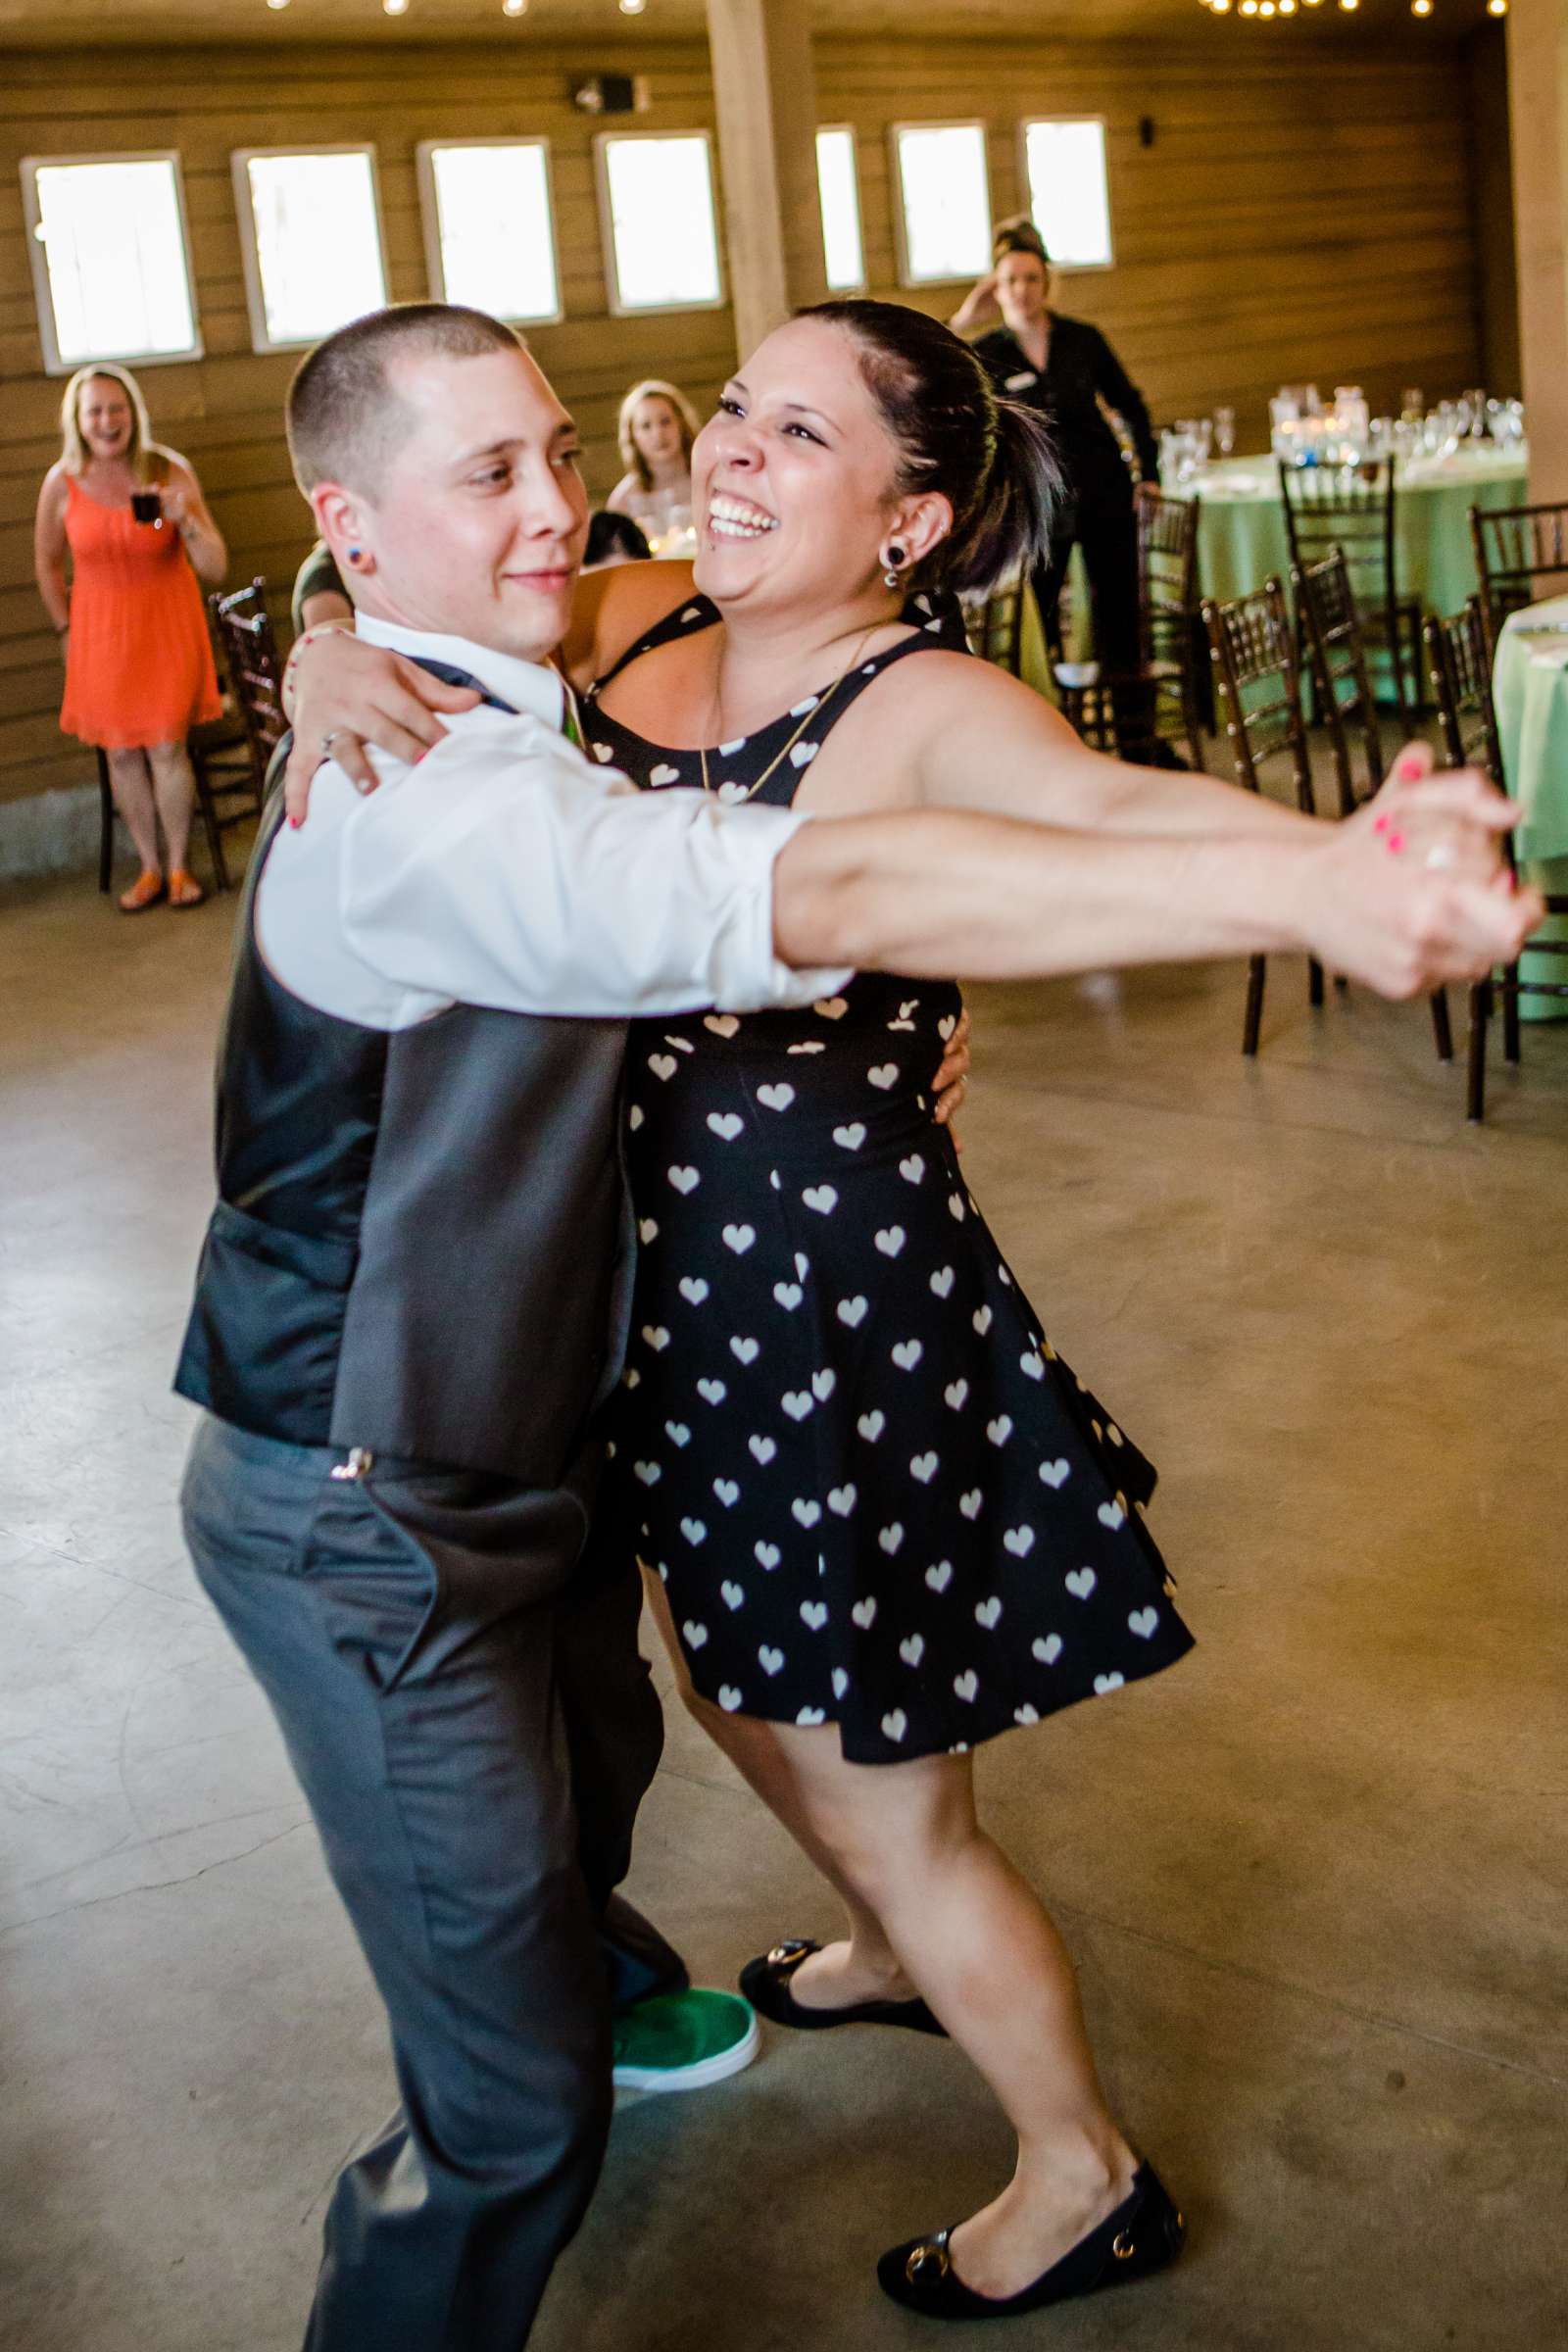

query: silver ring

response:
[319,730,340,756]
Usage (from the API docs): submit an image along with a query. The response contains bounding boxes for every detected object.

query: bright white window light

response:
[417,141,561,323]
[597,133,723,314]
[1022,120,1113,270]
[22,152,200,373]
[233,146,388,351]
[891,122,992,286]
[815,126,866,293]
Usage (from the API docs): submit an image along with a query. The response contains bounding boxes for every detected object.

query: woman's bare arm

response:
[32,469,71,636]
[159,455,227,588]
[884,649,1305,842]
[773,782,1540,1004]
[558,557,695,693]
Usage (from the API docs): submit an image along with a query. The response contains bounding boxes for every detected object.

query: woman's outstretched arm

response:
[774,777,1538,1004]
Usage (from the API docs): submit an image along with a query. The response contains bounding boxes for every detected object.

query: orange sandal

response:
[119,868,165,913]
[168,868,206,909]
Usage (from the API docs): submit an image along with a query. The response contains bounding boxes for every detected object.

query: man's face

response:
[331,346,589,662]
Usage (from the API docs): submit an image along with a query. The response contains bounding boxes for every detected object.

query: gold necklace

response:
[697,624,881,805]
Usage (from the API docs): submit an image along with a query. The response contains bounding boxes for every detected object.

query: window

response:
[416,140,562,325]
[890,122,992,287]
[815,127,866,294]
[232,146,389,353]
[21,152,200,374]
[1021,119,1113,270]
[595,133,724,316]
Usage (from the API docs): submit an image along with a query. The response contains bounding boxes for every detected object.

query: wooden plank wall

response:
[0,30,1491,818]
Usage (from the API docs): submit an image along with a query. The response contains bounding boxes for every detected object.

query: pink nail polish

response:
[1387,831,1406,854]
[288,815,301,829]
[1373,814,1390,836]
[1397,755,1423,781]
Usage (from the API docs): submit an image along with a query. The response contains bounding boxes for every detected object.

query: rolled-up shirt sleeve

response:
[338,705,852,1018]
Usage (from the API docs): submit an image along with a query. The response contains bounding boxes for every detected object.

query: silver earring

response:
[883,545,906,589]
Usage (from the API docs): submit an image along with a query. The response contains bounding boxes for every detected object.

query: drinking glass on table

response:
[1212,406,1236,458]
[1400,387,1424,422]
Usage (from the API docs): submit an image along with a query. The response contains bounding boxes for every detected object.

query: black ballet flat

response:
[876,2162,1185,2322]
[739,1939,948,2037]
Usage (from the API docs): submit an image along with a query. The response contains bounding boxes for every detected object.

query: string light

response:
[1412,0,1433,16]
[503,0,527,13]
[383,0,409,15]
[618,0,647,13]
[266,0,290,11]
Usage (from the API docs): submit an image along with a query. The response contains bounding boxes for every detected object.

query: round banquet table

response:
[1174,443,1530,617]
[1490,596,1568,1020]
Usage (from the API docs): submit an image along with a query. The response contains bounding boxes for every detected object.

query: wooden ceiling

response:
[0,0,1492,44]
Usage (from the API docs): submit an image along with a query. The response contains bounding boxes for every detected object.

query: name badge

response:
[1005,370,1039,391]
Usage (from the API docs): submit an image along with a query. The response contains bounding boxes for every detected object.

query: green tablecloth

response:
[1490,597,1568,1019]
[1177,446,1530,615]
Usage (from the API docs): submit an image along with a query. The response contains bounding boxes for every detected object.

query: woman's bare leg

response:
[641,1568,916,2003]
[146,741,196,874]
[673,1685,1142,2299]
[105,748,161,874]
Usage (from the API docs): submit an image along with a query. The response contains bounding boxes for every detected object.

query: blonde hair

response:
[616,379,700,493]
[59,362,166,484]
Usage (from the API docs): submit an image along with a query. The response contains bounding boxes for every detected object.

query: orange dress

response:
[60,474,222,751]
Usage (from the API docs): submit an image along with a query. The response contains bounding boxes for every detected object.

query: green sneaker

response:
[612,1987,760,2093]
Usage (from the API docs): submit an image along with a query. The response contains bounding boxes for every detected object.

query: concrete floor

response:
[2,853,1566,2352]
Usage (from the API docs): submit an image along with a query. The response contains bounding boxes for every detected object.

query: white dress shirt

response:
[255,612,851,1031]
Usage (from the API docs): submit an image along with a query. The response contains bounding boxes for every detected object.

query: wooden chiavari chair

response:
[1292,550,1384,819]
[1201,577,1323,1054]
[960,573,1026,676]
[1469,502,1568,654]
[1277,459,1423,722]
[1204,576,1452,1061]
[1424,600,1568,1121]
[1135,482,1205,769]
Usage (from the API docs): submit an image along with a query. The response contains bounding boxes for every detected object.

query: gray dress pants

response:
[181,1413,681,2352]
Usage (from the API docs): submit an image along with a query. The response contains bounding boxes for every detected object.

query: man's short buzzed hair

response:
[286,303,525,498]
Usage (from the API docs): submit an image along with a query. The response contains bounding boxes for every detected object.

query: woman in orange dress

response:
[33,363,227,910]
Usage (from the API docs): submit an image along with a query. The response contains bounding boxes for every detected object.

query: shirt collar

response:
[354,612,566,732]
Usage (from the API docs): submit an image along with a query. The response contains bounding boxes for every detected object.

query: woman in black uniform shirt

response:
[956,219,1156,746]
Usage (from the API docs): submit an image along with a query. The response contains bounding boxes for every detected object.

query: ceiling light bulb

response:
[1411,0,1431,14]
[1339,0,1358,13]
[618,0,647,12]
[383,0,409,14]
[504,0,526,12]
[266,0,290,11]
[1259,1,1276,15]
[1487,0,1505,11]
[1279,0,1297,13]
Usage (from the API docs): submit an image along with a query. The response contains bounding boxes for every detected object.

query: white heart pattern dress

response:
[587,594,1194,1761]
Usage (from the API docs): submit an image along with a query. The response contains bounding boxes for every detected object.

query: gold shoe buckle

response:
[1112,2230,1137,2261]
[906,2238,952,2284]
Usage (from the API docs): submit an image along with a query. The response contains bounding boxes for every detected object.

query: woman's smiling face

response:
[78,377,134,461]
[691,317,926,615]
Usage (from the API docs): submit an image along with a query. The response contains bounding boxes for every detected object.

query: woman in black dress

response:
[285,300,1527,2325]
[956,218,1157,753]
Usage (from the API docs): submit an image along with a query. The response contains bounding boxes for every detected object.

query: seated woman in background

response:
[33,363,227,910]
[606,378,700,537]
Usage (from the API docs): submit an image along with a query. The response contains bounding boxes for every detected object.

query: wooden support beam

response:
[705,0,827,365]
[1508,0,1568,502]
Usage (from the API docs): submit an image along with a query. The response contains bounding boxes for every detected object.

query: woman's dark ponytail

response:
[801,297,1061,599]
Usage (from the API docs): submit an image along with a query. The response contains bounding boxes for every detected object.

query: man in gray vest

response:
[176,303,1524,2352]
